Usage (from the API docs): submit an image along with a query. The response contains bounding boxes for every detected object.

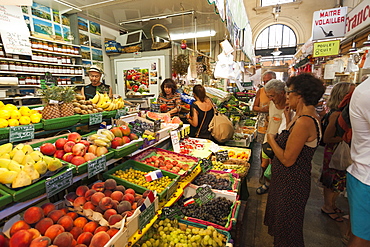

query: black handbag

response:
[262,142,274,159]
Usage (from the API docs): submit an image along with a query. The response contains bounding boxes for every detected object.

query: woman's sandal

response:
[256,185,269,195]
[333,207,344,214]
[321,209,344,222]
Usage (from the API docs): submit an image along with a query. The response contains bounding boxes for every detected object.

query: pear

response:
[43,156,53,166]
[22,145,34,155]
[0,143,12,156]
[12,150,25,164]
[9,149,17,159]
[0,158,11,169]
[12,170,32,188]
[0,167,8,173]
[0,153,10,159]
[34,160,47,175]
[8,160,22,172]
[30,151,43,162]
[47,158,62,172]
[0,170,18,184]
[13,143,24,151]
[23,163,39,180]
[22,155,35,166]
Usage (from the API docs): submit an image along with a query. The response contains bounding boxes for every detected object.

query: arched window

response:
[255,24,296,50]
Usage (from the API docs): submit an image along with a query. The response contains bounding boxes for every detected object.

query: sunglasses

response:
[285,86,298,95]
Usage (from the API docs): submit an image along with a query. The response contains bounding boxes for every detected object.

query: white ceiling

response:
[35,0,228,43]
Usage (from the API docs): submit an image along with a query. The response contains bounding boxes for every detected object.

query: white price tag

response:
[170,130,180,153]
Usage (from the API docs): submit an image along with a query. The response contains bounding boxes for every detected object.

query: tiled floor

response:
[233,143,349,247]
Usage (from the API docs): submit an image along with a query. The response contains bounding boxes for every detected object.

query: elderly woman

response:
[264,73,325,247]
[157,78,181,117]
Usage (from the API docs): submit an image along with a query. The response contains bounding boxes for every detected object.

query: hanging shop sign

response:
[345,1,370,37]
[313,40,340,57]
[312,7,347,40]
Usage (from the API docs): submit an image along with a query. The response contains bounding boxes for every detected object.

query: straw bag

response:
[151,24,171,50]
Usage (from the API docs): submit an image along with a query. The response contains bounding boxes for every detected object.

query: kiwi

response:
[80,105,88,110]
[76,94,84,100]
[81,110,88,115]
[87,105,93,110]
[73,102,80,107]
[97,107,104,112]
[85,100,92,105]
[92,109,99,113]
[87,110,93,114]
[79,100,86,105]
[92,103,97,108]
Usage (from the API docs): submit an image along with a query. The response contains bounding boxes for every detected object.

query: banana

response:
[100,101,111,109]
[96,136,111,143]
[98,129,114,141]
[87,134,100,141]
[93,139,110,147]
[91,93,101,104]
[104,102,114,111]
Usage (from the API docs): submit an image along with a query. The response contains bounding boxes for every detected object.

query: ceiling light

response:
[349,42,358,53]
[271,48,282,56]
[171,30,216,40]
[119,10,194,25]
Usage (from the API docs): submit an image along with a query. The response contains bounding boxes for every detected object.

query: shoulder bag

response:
[208,103,234,143]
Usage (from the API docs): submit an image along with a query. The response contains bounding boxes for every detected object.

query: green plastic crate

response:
[103,160,180,200]
[0,122,43,140]
[113,140,143,158]
[0,188,13,209]
[79,114,90,124]
[42,115,80,130]
[103,110,117,119]
[0,178,46,202]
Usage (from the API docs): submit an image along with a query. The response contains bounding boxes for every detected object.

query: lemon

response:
[19,116,31,125]
[37,113,43,119]
[30,114,41,123]
[0,101,4,109]
[19,106,31,116]
[2,104,17,111]
[8,119,19,126]
[0,118,8,128]
[0,110,10,120]
[10,110,21,120]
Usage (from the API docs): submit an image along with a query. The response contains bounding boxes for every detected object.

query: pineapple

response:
[38,86,63,119]
[59,86,76,117]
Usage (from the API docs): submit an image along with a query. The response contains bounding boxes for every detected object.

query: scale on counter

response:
[125,94,155,109]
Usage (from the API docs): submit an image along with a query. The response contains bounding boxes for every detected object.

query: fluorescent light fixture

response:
[119,10,194,25]
[54,0,82,12]
[171,30,216,40]
[271,47,282,56]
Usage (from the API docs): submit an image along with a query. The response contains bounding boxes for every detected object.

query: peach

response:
[132,202,138,210]
[73,196,86,208]
[104,179,116,190]
[73,217,88,228]
[76,232,93,246]
[53,232,74,247]
[121,211,133,218]
[89,231,110,247]
[44,224,65,242]
[82,201,95,210]
[41,203,56,216]
[0,234,9,247]
[94,206,104,214]
[106,228,119,238]
[91,182,105,192]
[75,245,87,247]
[94,226,109,234]
[67,212,78,220]
[84,189,96,201]
[111,200,118,210]
[9,220,31,236]
[115,185,126,193]
[108,214,123,226]
[76,185,89,197]
[72,239,77,247]
[110,191,124,202]
[82,221,98,234]
[9,230,33,247]
[35,217,53,235]
[134,195,142,202]
[91,192,105,206]
[70,226,83,240]
[99,197,113,211]
[104,189,113,197]
[30,236,51,247]
[57,215,74,231]
[125,188,135,196]
[122,193,134,204]
[60,207,69,214]
[117,201,131,214]
[103,209,117,221]
[27,228,41,239]
[66,192,78,202]
[23,206,44,225]
[47,210,65,223]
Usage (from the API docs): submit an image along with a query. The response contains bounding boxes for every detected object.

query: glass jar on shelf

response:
[74,47,79,55]
[9,61,16,71]
[53,43,58,52]
[22,62,28,72]
[62,45,67,53]
[36,76,41,85]
[42,41,48,51]
[31,40,38,49]
[37,40,43,50]
[15,62,22,71]
[28,63,35,73]
[31,76,37,85]
[25,76,32,85]
[0,61,9,71]
[18,76,26,85]
[66,56,71,64]
[48,43,53,52]
[61,56,67,64]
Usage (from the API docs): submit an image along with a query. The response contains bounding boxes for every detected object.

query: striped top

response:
[157,92,181,116]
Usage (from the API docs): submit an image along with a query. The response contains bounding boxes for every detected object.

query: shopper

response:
[264,73,325,247]
[81,65,112,100]
[256,79,286,195]
[157,78,181,117]
[320,82,355,222]
[347,77,370,247]
[187,84,215,140]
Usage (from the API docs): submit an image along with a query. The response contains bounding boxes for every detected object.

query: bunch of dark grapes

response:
[177,197,233,226]
[193,173,232,190]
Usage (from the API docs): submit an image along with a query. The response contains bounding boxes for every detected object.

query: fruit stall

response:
[0,89,252,247]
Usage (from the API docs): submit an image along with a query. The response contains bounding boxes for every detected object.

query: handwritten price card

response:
[9,125,34,142]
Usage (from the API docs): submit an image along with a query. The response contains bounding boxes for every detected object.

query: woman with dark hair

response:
[187,84,215,140]
[157,79,181,116]
[264,73,325,246]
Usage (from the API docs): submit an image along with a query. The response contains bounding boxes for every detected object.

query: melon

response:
[146,112,171,123]
[171,116,183,125]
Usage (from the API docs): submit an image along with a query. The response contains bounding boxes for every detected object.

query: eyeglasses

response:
[286,90,297,95]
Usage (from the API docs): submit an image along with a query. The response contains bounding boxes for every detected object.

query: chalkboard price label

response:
[46,169,73,198]
[194,186,216,206]
[89,113,103,125]
[139,202,155,229]
[88,155,106,178]
[166,179,178,201]
[215,150,229,162]
[9,125,34,143]
[161,206,184,220]
[199,158,213,173]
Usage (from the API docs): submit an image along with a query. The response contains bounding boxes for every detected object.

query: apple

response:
[111,137,123,149]
[71,156,86,166]
[110,127,123,137]
[54,150,65,159]
[64,141,75,153]
[78,140,90,151]
[68,132,81,143]
[119,125,131,136]
[84,152,97,161]
[122,136,131,145]
[62,152,74,162]
[72,143,86,156]
[40,143,56,156]
[88,145,98,155]
[96,147,108,156]
[55,138,68,150]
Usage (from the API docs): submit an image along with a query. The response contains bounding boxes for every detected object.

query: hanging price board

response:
[215,150,229,162]
[193,186,216,206]
[88,155,106,178]
[161,206,184,220]
[199,158,213,173]
[115,108,127,119]
[9,125,34,143]
[45,169,73,198]
[170,130,180,153]
[139,202,155,229]
[89,113,103,125]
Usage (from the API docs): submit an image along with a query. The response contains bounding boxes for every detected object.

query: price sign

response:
[170,130,180,153]
[161,206,184,220]
[88,155,106,178]
[194,186,216,206]
[199,158,213,173]
[115,108,127,119]
[46,169,73,198]
[153,120,161,132]
[9,125,34,143]
[215,150,229,162]
[89,113,103,125]
[166,179,178,201]
[139,202,155,229]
